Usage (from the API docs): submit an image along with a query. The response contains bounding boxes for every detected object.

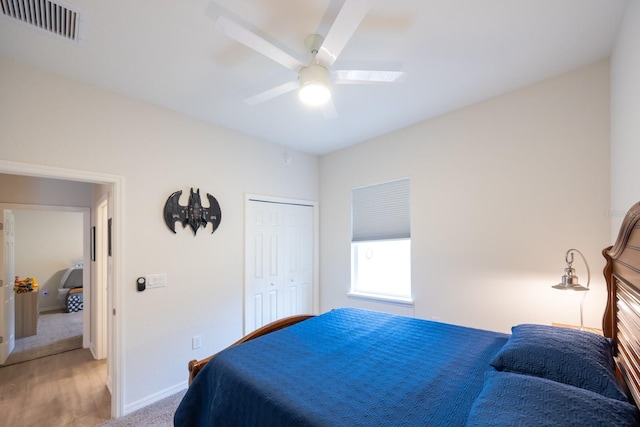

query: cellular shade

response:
[352,178,410,242]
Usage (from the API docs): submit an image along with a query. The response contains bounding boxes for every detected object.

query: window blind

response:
[351,178,411,242]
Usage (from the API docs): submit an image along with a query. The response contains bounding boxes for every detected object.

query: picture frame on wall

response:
[91,226,96,262]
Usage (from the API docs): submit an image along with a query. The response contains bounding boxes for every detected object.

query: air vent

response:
[1,0,82,42]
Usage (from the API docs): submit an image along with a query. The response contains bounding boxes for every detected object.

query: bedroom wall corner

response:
[610,0,640,241]
[319,61,611,334]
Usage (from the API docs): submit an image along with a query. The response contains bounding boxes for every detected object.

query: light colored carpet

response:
[1,310,83,366]
[98,390,187,427]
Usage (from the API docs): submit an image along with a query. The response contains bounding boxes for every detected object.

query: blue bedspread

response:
[174,308,508,426]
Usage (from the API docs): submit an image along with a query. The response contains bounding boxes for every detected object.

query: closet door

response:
[245,201,283,334]
[245,200,313,334]
[282,204,313,317]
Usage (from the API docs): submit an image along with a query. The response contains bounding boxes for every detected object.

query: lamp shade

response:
[299,64,331,106]
[552,266,589,291]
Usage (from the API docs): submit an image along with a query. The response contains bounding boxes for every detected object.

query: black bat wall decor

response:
[164,188,222,235]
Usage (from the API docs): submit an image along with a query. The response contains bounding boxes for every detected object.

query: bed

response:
[175,201,640,426]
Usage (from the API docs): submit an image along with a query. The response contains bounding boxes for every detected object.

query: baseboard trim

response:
[122,382,188,416]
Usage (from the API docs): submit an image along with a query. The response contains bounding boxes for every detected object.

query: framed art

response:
[91,226,96,261]
[108,218,112,257]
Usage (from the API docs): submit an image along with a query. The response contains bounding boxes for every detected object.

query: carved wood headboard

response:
[603,201,640,405]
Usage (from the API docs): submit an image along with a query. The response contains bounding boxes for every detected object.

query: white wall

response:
[0,58,319,412]
[320,61,611,333]
[610,0,640,239]
[0,173,94,205]
[13,210,83,312]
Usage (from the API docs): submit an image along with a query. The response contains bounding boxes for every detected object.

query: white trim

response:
[0,160,123,183]
[109,174,126,419]
[0,160,125,419]
[347,292,414,307]
[93,196,108,360]
[123,382,187,415]
[82,209,90,349]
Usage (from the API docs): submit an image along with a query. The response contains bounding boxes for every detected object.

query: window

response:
[350,178,411,303]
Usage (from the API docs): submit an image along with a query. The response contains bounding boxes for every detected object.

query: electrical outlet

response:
[146,273,167,289]
[192,336,202,349]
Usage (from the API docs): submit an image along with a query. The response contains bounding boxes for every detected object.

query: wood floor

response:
[0,348,111,427]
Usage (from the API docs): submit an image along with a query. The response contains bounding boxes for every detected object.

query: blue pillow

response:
[466,371,640,427]
[489,324,627,401]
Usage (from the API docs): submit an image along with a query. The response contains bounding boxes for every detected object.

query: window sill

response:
[347,292,414,307]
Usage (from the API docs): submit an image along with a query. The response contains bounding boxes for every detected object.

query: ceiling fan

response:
[208,0,406,118]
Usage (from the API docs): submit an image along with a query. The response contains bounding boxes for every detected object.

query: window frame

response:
[349,178,413,307]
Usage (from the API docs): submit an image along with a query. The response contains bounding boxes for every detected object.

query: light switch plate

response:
[146,273,167,289]
[192,336,201,349]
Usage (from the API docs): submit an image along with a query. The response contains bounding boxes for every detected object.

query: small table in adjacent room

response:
[15,289,39,338]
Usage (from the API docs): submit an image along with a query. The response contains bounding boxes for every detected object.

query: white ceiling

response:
[0,0,629,155]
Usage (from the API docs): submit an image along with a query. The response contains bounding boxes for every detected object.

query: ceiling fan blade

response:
[321,99,338,120]
[243,81,299,106]
[331,70,406,84]
[315,0,371,68]
[216,15,305,73]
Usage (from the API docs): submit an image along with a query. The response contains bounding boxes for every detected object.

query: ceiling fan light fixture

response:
[299,64,331,106]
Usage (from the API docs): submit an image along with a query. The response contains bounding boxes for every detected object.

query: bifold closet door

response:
[245,200,313,334]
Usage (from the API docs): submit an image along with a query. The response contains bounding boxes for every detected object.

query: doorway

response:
[1,207,87,366]
[0,160,124,418]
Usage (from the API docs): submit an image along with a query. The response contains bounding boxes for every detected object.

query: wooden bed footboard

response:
[188,314,315,385]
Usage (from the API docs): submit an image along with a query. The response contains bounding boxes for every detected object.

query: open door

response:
[0,210,16,364]
[94,199,108,360]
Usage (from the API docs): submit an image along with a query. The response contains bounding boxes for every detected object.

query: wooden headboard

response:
[603,201,640,405]
[187,314,314,385]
